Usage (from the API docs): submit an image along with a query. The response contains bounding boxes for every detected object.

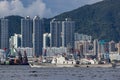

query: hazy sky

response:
[0,0,103,18]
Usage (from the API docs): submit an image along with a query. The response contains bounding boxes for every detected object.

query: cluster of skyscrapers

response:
[21,16,43,57]
[50,18,75,48]
[0,17,75,57]
[0,16,43,57]
[1,16,120,60]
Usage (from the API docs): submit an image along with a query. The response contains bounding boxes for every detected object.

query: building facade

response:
[0,18,9,49]
[109,40,116,53]
[74,33,92,42]
[43,33,51,49]
[16,47,33,58]
[93,39,99,56]
[9,34,22,48]
[117,42,120,54]
[50,19,62,47]
[43,47,68,57]
[33,16,43,57]
[62,18,75,48]
[21,16,33,48]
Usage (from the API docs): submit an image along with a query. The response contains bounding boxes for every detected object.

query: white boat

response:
[29,62,56,68]
[29,54,76,68]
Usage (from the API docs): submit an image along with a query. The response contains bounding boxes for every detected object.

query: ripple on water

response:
[0,66,120,80]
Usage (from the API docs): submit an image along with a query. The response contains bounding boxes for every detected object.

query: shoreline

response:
[75,64,112,68]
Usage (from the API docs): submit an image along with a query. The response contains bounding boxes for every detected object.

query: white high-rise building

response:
[0,18,9,49]
[93,39,99,56]
[21,16,33,48]
[9,34,22,48]
[33,16,43,57]
[117,42,120,54]
[43,33,51,49]
[62,18,75,48]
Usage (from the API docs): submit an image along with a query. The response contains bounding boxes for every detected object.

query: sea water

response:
[0,65,120,80]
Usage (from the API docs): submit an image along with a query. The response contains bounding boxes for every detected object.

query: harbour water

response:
[0,65,120,80]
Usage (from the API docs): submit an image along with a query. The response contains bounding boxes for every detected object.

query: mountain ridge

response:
[1,0,120,42]
[53,0,120,42]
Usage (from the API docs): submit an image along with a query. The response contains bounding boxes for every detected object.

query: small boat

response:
[29,54,76,68]
[29,62,56,68]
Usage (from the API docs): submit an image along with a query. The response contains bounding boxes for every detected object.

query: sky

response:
[0,0,103,18]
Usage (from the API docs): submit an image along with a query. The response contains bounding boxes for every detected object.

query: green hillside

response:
[1,0,120,42]
[53,0,120,42]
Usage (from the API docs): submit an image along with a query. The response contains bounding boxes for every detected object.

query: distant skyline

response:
[0,0,102,18]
